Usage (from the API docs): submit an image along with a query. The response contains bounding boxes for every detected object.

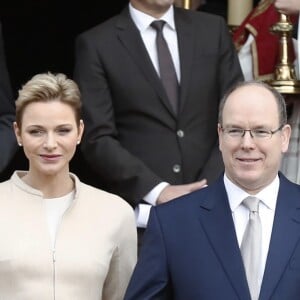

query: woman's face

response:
[14,100,84,178]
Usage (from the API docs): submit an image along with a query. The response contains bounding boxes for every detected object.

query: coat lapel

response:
[115,8,177,118]
[174,8,194,113]
[198,178,251,300]
[259,175,300,300]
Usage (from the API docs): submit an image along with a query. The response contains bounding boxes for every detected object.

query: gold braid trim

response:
[251,0,274,20]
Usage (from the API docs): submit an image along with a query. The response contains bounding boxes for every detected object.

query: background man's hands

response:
[157,179,207,204]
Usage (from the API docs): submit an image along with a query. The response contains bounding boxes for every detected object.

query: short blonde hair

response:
[16,72,81,128]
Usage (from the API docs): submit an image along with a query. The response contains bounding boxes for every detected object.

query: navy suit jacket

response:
[124,173,300,299]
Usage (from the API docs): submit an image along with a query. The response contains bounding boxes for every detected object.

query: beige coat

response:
[0,171,137,300]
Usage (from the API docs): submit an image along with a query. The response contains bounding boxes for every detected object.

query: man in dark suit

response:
[124,81,300,300]
[74,0,243,229]
[0,21,17,178]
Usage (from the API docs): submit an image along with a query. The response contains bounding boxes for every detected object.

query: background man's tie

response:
[240,196,262,300]
[151,20,179,114]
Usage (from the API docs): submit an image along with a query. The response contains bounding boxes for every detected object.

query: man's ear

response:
[281,123,291,153]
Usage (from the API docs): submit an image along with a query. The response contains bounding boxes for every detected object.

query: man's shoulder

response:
[156,182,222,215]
[174,6,226,25]
[77,16,119,39]
[76,8,128,40]
[279,172,300,194]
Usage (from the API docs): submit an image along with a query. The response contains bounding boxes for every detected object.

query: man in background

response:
[74,0,243,231]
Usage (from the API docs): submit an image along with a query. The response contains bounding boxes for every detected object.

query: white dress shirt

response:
[129,3,180,227]
[224,173,278,291]
[129,3,180,81]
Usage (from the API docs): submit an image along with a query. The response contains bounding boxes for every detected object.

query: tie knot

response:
[243,196,260,213]
[151,20,166,32]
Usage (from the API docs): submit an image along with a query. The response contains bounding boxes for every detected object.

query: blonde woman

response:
[0,72,137,300]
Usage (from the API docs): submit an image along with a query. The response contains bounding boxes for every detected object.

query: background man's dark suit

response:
[74,5,243,206]
[0,21,17,175]
[125,173,300,299]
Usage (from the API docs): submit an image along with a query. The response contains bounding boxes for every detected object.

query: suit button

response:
[173,164,181,173]
[177,130,184,138]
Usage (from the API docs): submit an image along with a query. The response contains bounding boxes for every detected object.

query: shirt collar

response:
[129,3,176,33]
[224,173,279,212]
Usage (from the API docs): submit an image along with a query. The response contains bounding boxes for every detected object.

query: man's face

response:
[218,85,291,194]
[130,0,174,18]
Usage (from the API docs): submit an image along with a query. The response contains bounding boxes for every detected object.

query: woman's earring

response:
[18,142,22,147]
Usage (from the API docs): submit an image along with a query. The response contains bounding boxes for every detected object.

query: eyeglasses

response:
[221,124,284,140]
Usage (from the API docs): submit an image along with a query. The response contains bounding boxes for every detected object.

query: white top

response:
[224,173,278,290]
[45,191,74,248]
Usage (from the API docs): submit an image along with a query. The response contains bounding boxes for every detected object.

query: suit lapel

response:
[259,175,300,300]
[198,178,251,300]
[174,8,194,113]
[115,8,177,118]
